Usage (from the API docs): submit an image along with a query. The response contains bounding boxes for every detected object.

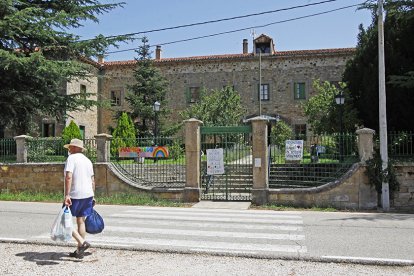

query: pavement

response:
[192,201,251,209]
[1,200,414,270]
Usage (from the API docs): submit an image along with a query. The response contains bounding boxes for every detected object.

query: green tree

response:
[61,120,82,144]
[111,112,136,157]
[125,37,168,137]
[343,1,414,131]
[270,120,293,148]
[0,0,131,134]
[180,86,246,126]
[303,80,359,134]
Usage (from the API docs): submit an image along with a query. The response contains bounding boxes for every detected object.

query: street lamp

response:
[153,101,160,145]
[335,92,345,161]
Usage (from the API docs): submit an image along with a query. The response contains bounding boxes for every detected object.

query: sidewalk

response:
[1,242,413,276]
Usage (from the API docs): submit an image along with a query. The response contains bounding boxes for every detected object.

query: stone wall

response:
[1,162,413,211]
[394,164,414,211]
[66,75,99,138]
[99,49,353,133]
[268,164,378,210]
[0,163,182,201]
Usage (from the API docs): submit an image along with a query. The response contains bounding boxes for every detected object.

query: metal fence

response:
[26,137,97,163]
[0,138,16,163]
[110,136,186,188]
[388,131,414,161]
[268,133,359,188]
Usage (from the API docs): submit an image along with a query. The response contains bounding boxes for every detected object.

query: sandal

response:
[78,241,91,255]
[69,249,83,259]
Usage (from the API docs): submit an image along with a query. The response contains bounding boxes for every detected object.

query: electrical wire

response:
[106,3,361,55]
[97,0,339,41]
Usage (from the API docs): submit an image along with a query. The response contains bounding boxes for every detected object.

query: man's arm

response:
[64,171,73,206]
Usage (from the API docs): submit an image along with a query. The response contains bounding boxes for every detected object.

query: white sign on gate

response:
[206,148,225,175]
[285,140,304,161]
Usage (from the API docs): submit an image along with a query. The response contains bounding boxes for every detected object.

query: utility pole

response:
[378,0,390,211]
[259,51,262,116]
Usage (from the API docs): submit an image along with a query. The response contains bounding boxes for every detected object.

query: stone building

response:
[98,34,354,137]
[1,34,355,138]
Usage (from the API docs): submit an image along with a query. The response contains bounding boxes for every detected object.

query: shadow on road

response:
[15,251,91,265]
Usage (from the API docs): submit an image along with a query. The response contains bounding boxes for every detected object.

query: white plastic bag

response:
[50,206,73,242]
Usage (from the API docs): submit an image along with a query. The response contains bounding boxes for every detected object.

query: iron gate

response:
[200,126,253,201]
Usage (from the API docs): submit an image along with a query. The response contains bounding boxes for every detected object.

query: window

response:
[294,82,306,100]
[0,125,4,138]
[294,124,307,139]
[259,84,270,101]
[80,84,87,99]
[187,87,200,103]
[111,90,121,106]
[42,123,55,137]
[79,125,85,139]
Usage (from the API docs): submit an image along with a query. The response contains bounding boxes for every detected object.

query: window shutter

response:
[184,87,191,103]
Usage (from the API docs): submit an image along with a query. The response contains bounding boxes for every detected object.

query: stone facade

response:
[65,75,99,138]
[98,35,354,134]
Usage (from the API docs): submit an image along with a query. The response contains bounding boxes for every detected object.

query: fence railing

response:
[0,138,16,163]
[269,133,359,165]
[268,133,358,189]
[388,131,414,161]
[110,136,186,188]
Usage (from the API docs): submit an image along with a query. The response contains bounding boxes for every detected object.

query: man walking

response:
[63,138,95,258]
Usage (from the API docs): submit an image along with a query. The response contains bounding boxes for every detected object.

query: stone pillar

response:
[14,135,31,163]
[250,117,269,205]
[356,128,375,163]
[184,118,202,202]
[95,133,112,162]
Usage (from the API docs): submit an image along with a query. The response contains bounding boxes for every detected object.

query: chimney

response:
[155,45,162,60]
[98,55,104,64]
[243,39,248,54]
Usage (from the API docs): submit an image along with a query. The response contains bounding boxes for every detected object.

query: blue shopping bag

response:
[85,209,104,234]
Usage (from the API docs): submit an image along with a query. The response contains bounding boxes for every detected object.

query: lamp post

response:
[153,101,160,146]
[335,92,345,161]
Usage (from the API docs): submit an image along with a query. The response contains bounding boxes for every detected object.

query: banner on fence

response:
[206,148,225,175]
[119,146,169,158]
[285,140,303,161]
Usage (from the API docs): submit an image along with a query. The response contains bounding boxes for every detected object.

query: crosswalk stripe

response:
[123,209,303,219]
[104,225,305,241]
[106,218,304,231]
[86,235,307,254]
[110,213,303,225]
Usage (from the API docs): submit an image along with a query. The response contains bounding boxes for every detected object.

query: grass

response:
[253,203,338,212]
[0,191,340,212]
[0,191,191,207]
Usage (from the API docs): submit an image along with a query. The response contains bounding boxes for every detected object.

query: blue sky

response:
[75,0,373,61]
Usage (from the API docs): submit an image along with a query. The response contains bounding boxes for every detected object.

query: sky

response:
[74,0,374,61]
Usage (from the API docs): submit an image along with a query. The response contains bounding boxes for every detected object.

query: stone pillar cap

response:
[94,133,113,139]
[356,128,375,135]
[184,118,203,124]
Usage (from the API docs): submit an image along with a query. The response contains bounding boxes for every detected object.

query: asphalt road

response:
[0,201,413,267]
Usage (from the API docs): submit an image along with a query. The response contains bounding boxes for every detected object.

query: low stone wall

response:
[393,164,414,211]
[0,163,183,201]
[1,162,413,211]
[268,164,378,210]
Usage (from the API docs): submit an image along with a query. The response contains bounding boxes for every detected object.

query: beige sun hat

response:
[63,138,86,151]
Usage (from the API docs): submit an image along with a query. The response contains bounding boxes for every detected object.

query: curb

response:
[1,239,413,267]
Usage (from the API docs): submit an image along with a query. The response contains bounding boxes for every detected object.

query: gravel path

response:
[1,242,413,276]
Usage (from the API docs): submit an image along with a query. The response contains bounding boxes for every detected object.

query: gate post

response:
[250,117,269,205]
[95,133,112,162]
[14,135,31,163]
[356,128,375,163]
[184,118,203,202]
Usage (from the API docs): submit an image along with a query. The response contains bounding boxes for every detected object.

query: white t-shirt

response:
[64,153,94,199]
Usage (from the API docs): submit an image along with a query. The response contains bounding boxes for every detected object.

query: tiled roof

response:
[102,48,355,68]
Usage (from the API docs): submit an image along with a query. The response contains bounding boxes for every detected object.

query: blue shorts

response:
[69,197,93,218]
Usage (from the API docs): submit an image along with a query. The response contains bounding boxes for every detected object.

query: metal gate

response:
[200,126,253,201]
